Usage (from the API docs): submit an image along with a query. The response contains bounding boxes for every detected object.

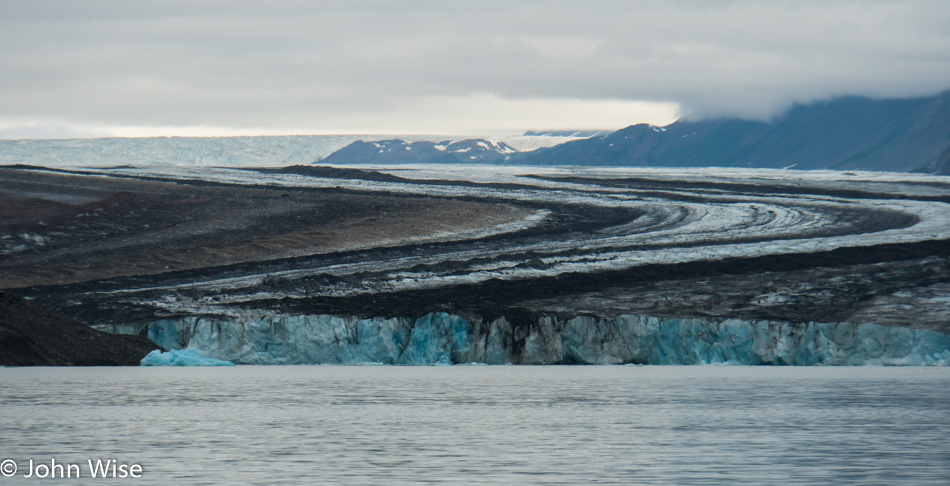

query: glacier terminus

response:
[3,163,950,366]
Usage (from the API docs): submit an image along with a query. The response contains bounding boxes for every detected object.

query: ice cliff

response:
[102,313,950,366]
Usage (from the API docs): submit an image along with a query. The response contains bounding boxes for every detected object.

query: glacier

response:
[104,313,950,366]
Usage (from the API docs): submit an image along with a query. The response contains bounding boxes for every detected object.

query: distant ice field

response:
[0,134,583,168]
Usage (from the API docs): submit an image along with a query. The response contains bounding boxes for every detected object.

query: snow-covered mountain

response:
[320,138,519,165]
[312,92,950,172]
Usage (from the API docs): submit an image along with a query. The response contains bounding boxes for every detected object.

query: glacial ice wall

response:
[103,313,950,366]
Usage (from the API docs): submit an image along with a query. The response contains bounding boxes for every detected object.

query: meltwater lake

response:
[2,366,948,485]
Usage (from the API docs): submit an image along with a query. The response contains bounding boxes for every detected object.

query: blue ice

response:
[140,349,236,366]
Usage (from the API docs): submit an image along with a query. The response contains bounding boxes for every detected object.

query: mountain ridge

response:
[319,138,518,165]
[314,91,950,174]
[516,91,950,172]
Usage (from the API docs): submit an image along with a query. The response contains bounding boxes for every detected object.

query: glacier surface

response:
[140,349,236,367]
[73,164,950,319]
[107,313,950,366]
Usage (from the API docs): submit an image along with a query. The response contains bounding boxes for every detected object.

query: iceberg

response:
[140,349,236,367]
[107,313,950,366]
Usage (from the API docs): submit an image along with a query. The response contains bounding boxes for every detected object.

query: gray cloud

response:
[2,0,949,136]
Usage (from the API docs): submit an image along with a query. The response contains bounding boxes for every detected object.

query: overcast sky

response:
[2,0,949,139]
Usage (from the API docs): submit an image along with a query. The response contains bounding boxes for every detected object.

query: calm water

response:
[1,366,948,485]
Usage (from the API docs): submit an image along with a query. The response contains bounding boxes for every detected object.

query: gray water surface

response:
[1,366,948,484]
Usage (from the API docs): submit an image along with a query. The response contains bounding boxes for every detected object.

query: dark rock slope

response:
[517,91,950,172]
[915,146,950,175]
[0,291,158,366]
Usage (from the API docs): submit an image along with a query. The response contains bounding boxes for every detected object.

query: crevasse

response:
[104,313,950,366]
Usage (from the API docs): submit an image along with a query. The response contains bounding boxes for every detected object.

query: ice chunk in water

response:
[140,349,235,366]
